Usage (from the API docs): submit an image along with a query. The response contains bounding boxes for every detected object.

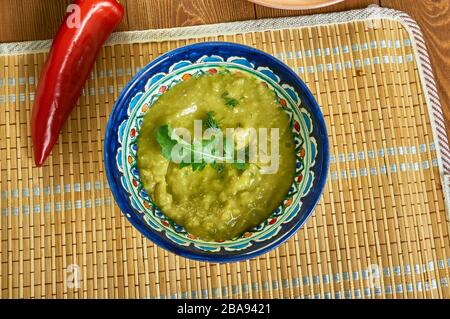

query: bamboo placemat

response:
[1,7,449,299]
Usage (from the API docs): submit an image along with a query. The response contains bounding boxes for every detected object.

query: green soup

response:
[137,72,296,241]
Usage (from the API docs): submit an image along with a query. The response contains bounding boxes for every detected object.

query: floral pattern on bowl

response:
[105,42,329,262]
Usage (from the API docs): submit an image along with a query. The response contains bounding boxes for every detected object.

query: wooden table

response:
[0,0,448,136]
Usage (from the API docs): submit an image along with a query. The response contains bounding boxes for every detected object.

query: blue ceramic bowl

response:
[104,42,329,263]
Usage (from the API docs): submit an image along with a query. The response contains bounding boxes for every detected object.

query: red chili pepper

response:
[32,0,124,166]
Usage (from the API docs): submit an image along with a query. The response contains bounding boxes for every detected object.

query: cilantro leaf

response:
[156,124,249,173]
[204,111,221,130]
[222,92,239,109]
[233,162,249,171]
[156,125,177,160]
[211,162,225,174]
[192,162,207,171]
[179,161,191,169]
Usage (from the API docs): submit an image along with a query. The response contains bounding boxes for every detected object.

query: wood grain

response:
[0,0,447,136]
[0,0,69,42]
[123,0,256,30]
[380,0,450,140]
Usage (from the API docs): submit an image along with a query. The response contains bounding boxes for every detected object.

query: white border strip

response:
[0,6,448,216]
[393,11,450,218]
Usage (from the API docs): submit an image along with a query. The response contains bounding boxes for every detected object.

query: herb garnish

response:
[204,111,221,130]
[157,124,224,171]
[221,92,239,109]
[156,119,250,173]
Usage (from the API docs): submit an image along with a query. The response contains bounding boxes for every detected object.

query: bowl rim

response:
[249,0,344,10]
[104,42,330,263]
